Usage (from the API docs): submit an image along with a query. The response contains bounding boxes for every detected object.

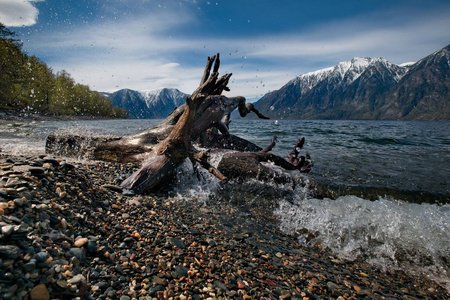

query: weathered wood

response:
[217,136,311,184]
[121,54,233,193]
[45,53,311,194]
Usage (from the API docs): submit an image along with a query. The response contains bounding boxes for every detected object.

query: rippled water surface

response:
[1,118,449,290]
[230,119,450,202]
[2,118,448,201]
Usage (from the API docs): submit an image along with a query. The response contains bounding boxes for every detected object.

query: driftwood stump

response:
[46,54,311,194]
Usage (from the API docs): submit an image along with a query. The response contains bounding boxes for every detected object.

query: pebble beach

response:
[0,154,448,300]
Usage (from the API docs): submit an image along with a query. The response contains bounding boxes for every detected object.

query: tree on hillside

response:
[0,23,127,118]
[0,23,26,108]
[19,55,55,111]
[49,70,76,114]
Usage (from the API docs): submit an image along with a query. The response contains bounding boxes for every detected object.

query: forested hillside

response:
[0,24,127,118]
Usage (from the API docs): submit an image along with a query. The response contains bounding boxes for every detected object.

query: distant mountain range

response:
[253,44,450,120]
[103,88,189,119]
[104,44,449,120]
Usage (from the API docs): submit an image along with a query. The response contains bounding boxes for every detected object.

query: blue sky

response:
[1,0,449,100]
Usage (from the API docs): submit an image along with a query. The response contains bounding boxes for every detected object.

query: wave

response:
[355,137,427,146]
[275,195,450,292]
[169,162,450,292]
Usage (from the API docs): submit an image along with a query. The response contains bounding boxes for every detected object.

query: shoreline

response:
[0,109,121,124]
[0,153,447,299]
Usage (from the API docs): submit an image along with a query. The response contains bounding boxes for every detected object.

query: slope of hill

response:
[103,88,189,119]
[254,44,449,120]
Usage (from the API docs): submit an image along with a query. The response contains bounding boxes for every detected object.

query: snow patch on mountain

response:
[140,88,188,109]
[293,57,406,95]
[399,62,416,67]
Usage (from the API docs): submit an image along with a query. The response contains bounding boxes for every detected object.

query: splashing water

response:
[275,195,450,291]
[1,118,449,291]
[171,164,450,291]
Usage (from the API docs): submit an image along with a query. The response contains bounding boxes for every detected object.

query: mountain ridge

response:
[103,88,189,119]
[104,45,449,120]
[253,44,449,120]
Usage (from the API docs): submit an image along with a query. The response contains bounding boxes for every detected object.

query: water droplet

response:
[270,106,275,111]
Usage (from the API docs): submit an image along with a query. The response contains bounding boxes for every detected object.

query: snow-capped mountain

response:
[254,44,449,120]
[295,57,404,94]
[103,88,189,119]
[141,88,188,111]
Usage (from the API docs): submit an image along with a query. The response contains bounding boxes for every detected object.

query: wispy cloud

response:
[0,0,42,27]
[240,8,450,64]
[17,1,450,99]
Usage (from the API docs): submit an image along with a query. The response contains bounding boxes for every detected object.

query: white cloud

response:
[0,0,42,27]
[243,9,450,65]
[18,1,450,99]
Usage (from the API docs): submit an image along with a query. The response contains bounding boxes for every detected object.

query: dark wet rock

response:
[28,167,46,176]
[68,248,86,263]
[174,265,188,277]
[42,157,60,166]
[35,252,49,263]
[214,280,228,291]
[169,237,185,249]
[0,245,20,259]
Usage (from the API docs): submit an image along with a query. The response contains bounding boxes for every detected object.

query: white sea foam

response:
[275,195,450,291]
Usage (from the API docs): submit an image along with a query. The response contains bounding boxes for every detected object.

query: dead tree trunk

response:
[45,53,311,194]
[120,54,233,193]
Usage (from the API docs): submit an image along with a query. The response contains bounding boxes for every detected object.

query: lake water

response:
[0,118,449,290]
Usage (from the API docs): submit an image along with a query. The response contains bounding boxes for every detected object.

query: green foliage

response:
[0,23,128,118]
[0,26,25,108]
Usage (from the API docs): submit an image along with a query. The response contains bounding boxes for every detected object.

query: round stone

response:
[29,284,50,300]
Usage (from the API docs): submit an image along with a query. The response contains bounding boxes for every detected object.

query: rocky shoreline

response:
[0,109,119,124]
[0,154,447,299]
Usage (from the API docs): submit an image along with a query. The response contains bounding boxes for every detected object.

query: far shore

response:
[0,109,125,124]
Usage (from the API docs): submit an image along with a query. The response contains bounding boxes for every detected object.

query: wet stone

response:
[29,284,50,300]
[214,280,228,291]
[0,245,21,259]
[68,248,86,263]
[1,224,14,236]
[74,237,88,247]
[29,167,46,176]
[174,265,188,277]
[169,237,185,249]
[43,158,60,166]
[56,280,67,289]
[67,274,84,285]
[23,261,36,273]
